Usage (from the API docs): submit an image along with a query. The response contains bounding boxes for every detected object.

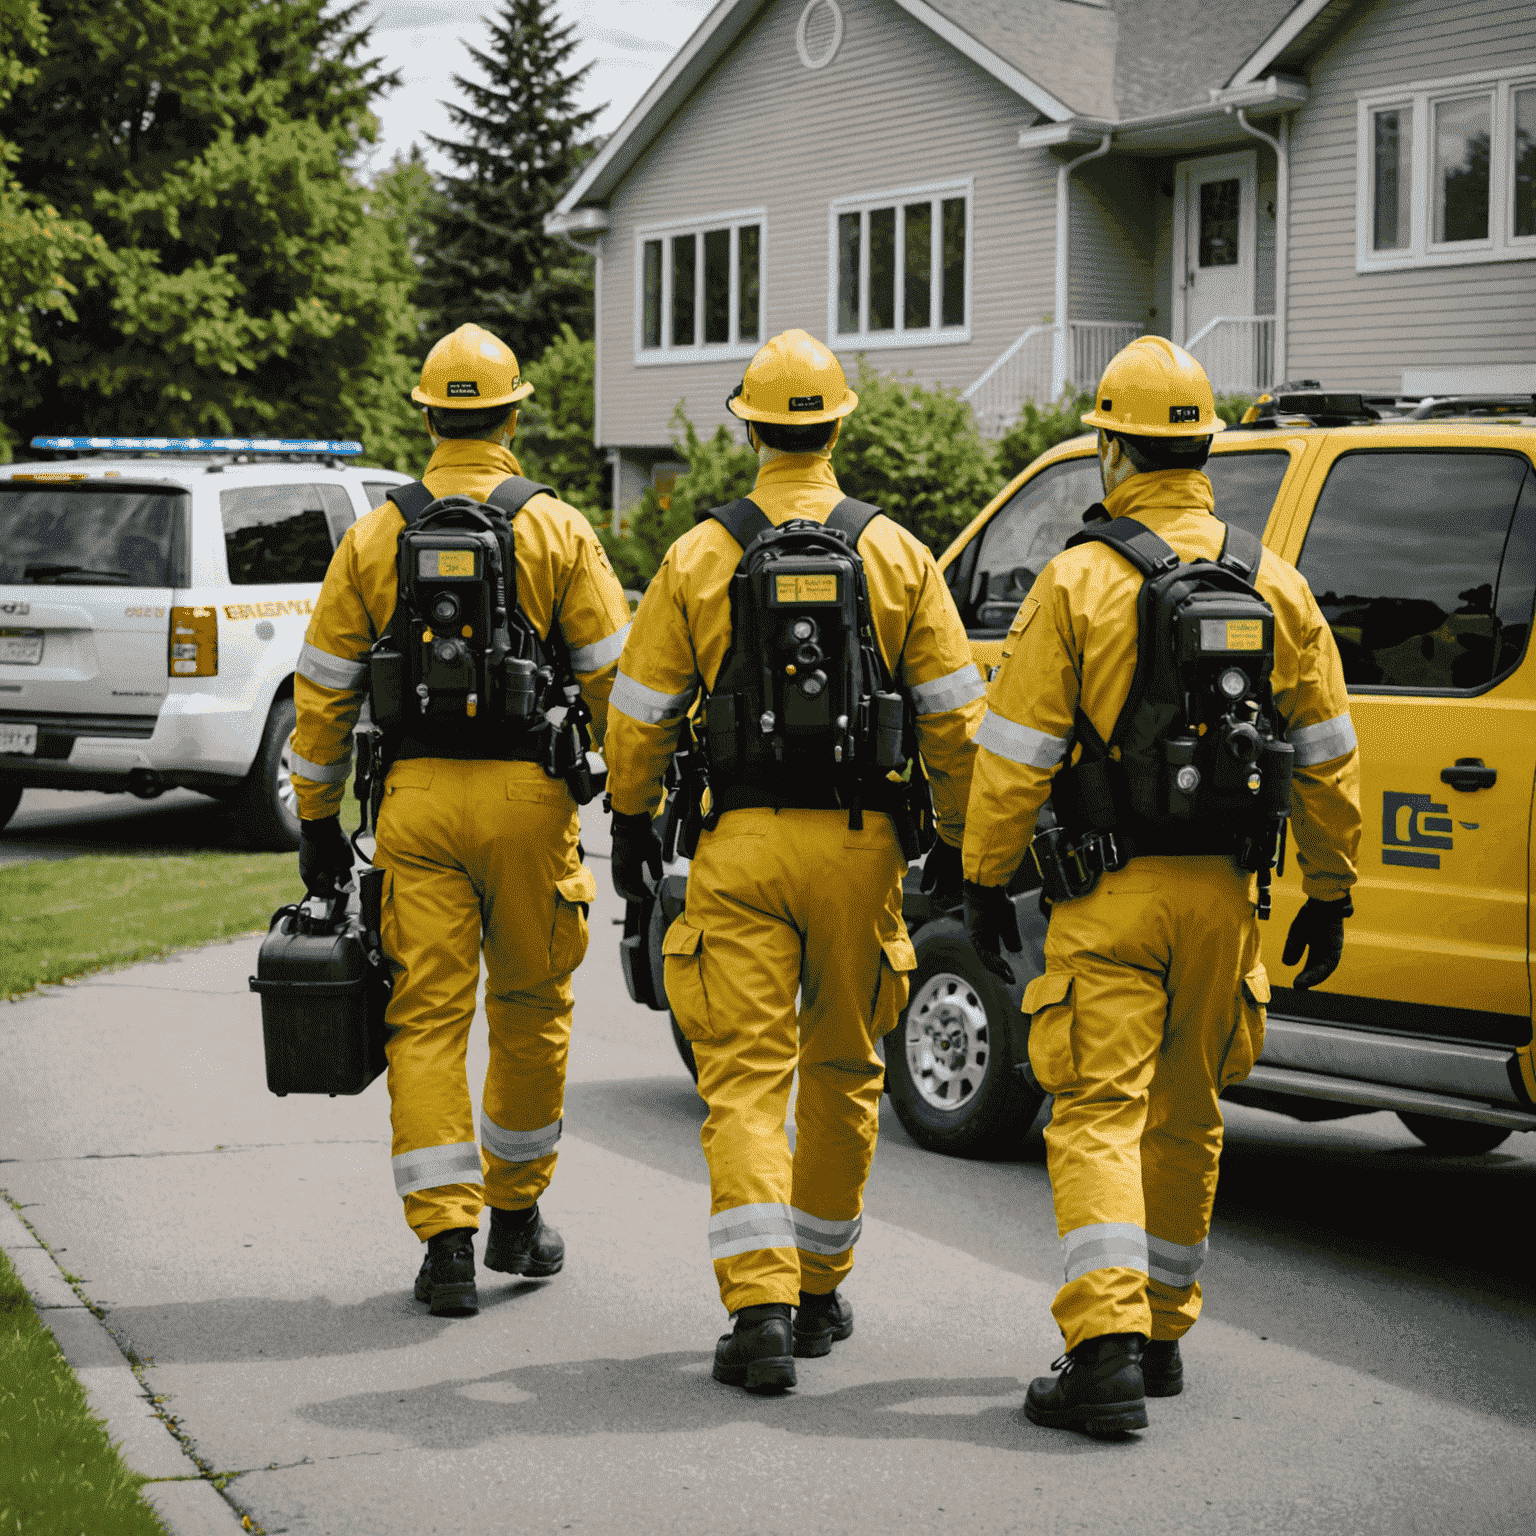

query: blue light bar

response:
[31,436,363,455]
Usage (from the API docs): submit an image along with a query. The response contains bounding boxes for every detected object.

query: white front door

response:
[1175,151,1257,349]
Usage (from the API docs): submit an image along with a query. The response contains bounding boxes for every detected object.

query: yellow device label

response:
[1203,617,1263,651]
[435,550,476,577]
[776,574,839,603]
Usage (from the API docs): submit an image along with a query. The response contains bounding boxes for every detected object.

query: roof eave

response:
[1228,0,1336,88]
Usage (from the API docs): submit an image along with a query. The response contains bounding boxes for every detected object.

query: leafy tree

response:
[418,0,603,362]
[0,0,423,468]
[515,324,609,520]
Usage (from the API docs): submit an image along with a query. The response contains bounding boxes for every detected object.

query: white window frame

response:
[826,178,973,350]
[1356,67,1536,273]
[633,208,766,367]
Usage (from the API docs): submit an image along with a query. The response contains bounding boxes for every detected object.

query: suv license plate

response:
[0,629,43,665]
[0,722,38,756]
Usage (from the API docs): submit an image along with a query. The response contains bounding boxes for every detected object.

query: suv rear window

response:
[1297,449,1535,692]
[221,483,350,586]
[0,484,188,587]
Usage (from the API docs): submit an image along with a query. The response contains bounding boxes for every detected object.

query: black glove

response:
[919,838,963,904]
[962,879,1021,984]
[610,810,663,903]
[298,815,353,896]
[1281,895,1353,990]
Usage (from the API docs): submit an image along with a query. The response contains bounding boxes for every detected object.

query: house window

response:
[1358,70,1536,271]
[829,181,970,348]
[636,210,764,364]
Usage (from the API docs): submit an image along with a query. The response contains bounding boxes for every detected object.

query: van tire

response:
[232,695,302,852]
[0,782,22,833]
[1397,1112,1512,1156]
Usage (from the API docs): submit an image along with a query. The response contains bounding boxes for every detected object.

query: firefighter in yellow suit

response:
[962,337,1361,1435]
[604,330,984,1392]
[287,324,632,1316]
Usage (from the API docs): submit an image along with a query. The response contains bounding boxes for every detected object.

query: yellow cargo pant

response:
[1022,856,1269,1352]
[375,758,595,1242]
[663,808,916,1314]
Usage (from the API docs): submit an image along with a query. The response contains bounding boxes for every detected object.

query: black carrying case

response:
[249,867,391,1097]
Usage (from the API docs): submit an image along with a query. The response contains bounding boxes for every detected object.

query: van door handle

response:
[1440,758,1496,791]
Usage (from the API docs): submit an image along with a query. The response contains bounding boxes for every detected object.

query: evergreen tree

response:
[418,0,604,362]
[0,0,423,468]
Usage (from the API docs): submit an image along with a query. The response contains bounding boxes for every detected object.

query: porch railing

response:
[1185,316,1276,397]
[962,321,1143,438]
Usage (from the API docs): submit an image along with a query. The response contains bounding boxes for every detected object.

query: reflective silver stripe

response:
[791,1207,862,1256]
[392,1141,482,1198]
[1289,711,1357,767]
[568,621,630,674]
[909,662,986,717]
[297,641,368,692]
[288,748,351,784]
[479,1111,562,1165]
[974,709,1069,769]
[1146,1232,1209,1289]
[1061,1221,1149,1284]
[708,1201,797,1260]
[609,669,697,725]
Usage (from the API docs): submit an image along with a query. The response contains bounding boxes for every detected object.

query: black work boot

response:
[1023,1333,1147,1437]
[483,1203,564,1277]
[793,1289,854,1358]
[713,1303,796,1393]
[1141,1338,1183,1397]
[412,1226,478,1317]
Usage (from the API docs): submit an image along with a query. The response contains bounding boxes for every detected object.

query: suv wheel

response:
[886,928,1045,1158]
[1397,1111,1511,1156]
[232,694,302,852]
[0,782,22,833]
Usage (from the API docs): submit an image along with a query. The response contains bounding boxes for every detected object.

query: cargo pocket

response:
[549,867,597,976]
[661,918,715,1043]
[1220,964,1270,1087]
[869,931,917,1040]
[1023,970,1077,1095]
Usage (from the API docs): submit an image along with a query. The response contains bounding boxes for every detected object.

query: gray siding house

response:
[547,0,1536,515]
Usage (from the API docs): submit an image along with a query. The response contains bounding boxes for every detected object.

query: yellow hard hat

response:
[1080,336,1226,438]
[411,323,534,410]
[726,329,857,426]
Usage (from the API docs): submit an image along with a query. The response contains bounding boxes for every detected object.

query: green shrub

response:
[992,389,1095,484]
[516,324,610,521]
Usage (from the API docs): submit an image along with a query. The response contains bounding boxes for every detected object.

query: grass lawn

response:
[0,1246,170,1536]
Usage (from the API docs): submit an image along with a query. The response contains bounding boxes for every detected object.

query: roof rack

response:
[1400,394,1536,422]
[1239,385,1381,429]
[30,436,364,465]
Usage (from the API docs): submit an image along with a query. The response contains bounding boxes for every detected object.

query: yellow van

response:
[885,400,1536,1161]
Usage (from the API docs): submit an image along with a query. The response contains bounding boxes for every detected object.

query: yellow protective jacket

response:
[288,440,632,821]
[604,451,984,846]
[963,469,1361,900]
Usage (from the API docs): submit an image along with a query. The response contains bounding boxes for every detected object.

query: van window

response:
[1297,449,1534,692]
[1205,450,1291,542]
[221,484,337,586]
[0,484,188,587]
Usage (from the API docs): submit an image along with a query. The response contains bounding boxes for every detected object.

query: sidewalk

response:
[4,853,1535,1533]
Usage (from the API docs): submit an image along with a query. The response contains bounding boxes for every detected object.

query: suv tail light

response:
[169,606,218,677]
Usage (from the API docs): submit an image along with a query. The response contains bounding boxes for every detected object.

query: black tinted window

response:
[1206,450,1290,541]
[221,484,335,586]
[1298,450,1534,692]
[0,485,187,587]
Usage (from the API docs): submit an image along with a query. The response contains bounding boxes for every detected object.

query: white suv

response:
[0,437,411,849]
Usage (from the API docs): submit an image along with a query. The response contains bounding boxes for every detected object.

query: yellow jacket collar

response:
[424,439,524,479]
[752,452,840,497]
[1102,468,1215,526]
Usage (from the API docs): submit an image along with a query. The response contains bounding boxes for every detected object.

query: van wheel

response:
[886,931,1045,1158]
[0,783,22,833]
[1397,1112,1511,1156]
[669,1012,698,1082]
[232,695,302,852]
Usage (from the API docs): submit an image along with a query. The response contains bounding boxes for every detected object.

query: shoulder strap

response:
[825,497,882,548]
[708,498,775,552]
[484,475,556,520]
[384,481,435,526]
[1216,523,1263,582]
[1065,516,1182,578]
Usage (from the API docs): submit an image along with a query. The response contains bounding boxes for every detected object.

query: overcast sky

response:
[358,0,715,175]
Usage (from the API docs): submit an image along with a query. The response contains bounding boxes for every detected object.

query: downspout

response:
[1051,133,1113,399]
[1234,108,1289,385]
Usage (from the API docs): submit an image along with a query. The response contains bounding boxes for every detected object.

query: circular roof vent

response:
[796,0,844,70]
